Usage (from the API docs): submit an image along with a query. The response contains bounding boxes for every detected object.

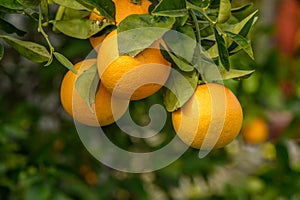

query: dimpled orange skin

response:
[97,29,171,100]
[60,59,129,126]
[172,83,243,149]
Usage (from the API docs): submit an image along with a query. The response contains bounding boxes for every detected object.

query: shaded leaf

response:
[213,27,230,70]
[152,0,187,17]
[203,65,255,80]
[0,44,3,61]
[75,63,99,112]
[0,35,50,63]
[16,0,41,8]
[79,0,115,21]
[53,52,77,74]
[53,0,88,10]
[231,3,253,13]
[226,31,254,59]
[163,67,198,112]
[0,0,24,10]
[53,19,112,39]
[117,14,175,56]
[0,18,26,36]
[163,25,196,63]
[166,51,194,72]
[217,0,231,23]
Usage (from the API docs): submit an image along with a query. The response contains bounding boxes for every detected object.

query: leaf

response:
[75,63,99,112]
[62,8,90,20]
[53,52,77,74]
[78,0,115,21]
[217,0,231,23]
[53,0,88,10]
[231,3,253,13]
[117,14,175,56]
[151,0,187,17]
[0,35,50,63]
[213,27,230,70]
[203,66,255,80]
[0,0,24,10]
[166,51,194,72]
[229,10,258,35]
[226,31,254,59]
[163,25,196,63]
[0,44,4,61]
[163,67,198,112]
[53,19,112,39]
[16,0,41,8]
[0,18,26,36]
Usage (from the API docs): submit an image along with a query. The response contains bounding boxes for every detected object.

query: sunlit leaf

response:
[75,63,99,112]
[163,67,198,112]
[53,19,112,39]
[0,18,26,36]
[53,52,77,74]
[203,65,255,80]
[152,0,187,17]
[226,31,254,59]
[117,14,175,56]
[53,0,88,10]
[213,27,230,70]
[217,0,231,23]
[0,35,50,63]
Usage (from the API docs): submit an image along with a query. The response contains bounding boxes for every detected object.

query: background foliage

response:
[1,0,300,199]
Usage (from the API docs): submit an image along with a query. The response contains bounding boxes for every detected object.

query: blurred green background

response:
[1,0,300,199]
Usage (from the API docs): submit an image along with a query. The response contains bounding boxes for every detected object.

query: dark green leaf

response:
[275,142,291,172]
[231,3,253,13]
[53,0,88,10]
[118,14,175,56]
[16,0,41,8]
[163,25,196,63]
[0,18,26,36]
[152,0,187,17]
[0,5,22,13]
[53,52,77,74]
[53,19,112,39]
[0,44,4,61]
[226,31,254,59]
[187,0,210,9]
[163,67,198,112]
[79,0,115,21]
[213,27,230,70]
[0,35,50,63]
[0,0,24,10]
[203,65,255,80]
[217,0,231,23]
[75,63,99,112]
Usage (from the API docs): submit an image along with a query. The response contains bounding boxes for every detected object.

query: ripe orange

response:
[242,118,269,144]
[97,29,171,100]
[60,59,129,126]
[172,83,243,149]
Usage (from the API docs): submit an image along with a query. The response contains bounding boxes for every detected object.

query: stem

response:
[38,6,54,55]
[189,9,201,44]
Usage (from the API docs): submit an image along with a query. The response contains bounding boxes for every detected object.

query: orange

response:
[242,118,269,144]
[172,83,243,149]
[60,59,129,126]
[97,29,171,100]
[89,8,108,51]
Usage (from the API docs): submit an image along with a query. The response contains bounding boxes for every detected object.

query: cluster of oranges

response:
[60,0,244,150]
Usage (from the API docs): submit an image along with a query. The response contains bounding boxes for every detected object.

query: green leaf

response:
[0,0,24,10]
[231,3,253,13]
[53,19,112,39]
[213,27,230,70]
[0,35,50,63]
[53,52,77,74]
[62,8,90,20]
[151,0,187,17]
[53,0,88,10]
[217,0,231,23]
[79,0,115,21]
[163,67,198,112]
[166,51,194,72]
[0,18,26,36]
[117,14,175,56]
[187,0,210,9]
[226,31,254,59]
[75,63,99,112]
[163,25,196,63]
[16,0,41,8]
[203,66,255,80]
[0,44,3,61]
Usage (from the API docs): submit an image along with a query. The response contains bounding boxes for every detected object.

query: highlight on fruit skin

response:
[97,29,171,100]
[172,83,243,150]
[242,118,269,145]
[60,59,129,126]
